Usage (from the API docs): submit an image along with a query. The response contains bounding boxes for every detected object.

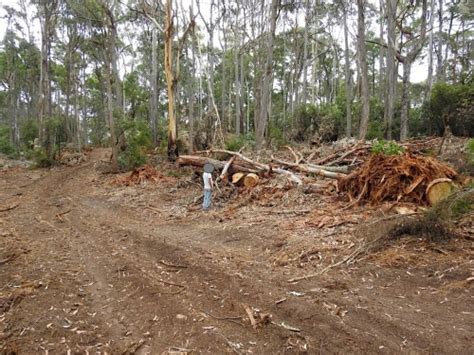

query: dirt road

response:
[1,149,472,353]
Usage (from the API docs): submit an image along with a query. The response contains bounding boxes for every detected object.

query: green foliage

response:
[224,132,256,151]
[117,120,152,170]
[0,125,15,156]
[466,139,474,173]
[20,119,38,149]
[417,82,474,137]
[371,140,405,156]
[291,103,341,142]
[367,121,384,140]
[32,148,54,168]
[268,125,288,148]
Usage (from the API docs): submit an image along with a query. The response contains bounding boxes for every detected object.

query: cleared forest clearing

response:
[0,145,472,354]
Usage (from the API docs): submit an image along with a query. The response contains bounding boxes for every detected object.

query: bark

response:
[256,0,280,150]
[301,0,310,105]
[342,0,352,138]
[74,69,81,150]
[400,62,411,141]
[188,45,195,153]
[150,28,158,146]
[164,0,178,160]
[239,48,245,133]
[234,9,241,135]
[357,0,370,141]
[436,0,443,81]
[105,55,118,172]
[442,9,454,82]
[384,0,397,140]
[219,0,228,132]
[378,0,385,103]
[425,0,435,100]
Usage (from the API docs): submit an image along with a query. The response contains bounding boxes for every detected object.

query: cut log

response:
[177,155,259,174]
[232,172,245,184]
[426,178,456,205]
[244,173,259,188]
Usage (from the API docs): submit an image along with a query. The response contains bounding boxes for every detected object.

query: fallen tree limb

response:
[177,155,259,174]
[284,146,303,164]
[305,163,348,173]
[218,146,245,181]
[271,157,346,179]
[193,149,304,185]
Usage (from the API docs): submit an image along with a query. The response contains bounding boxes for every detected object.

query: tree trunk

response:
[105,58,118,172]
[426,0,435,100]
[164,0,178,161]
[240,49,245,133]
[357,0,370,141]
[436,0,443,81]
[150,28,158,146]
[234,19,241,135]
[301,0,310,105]
[384,0,397,140]
[343,0,352,138]
[378,0,385,103]
[400,61,411,141]
[399,0,427,141]
[256,0,280,150]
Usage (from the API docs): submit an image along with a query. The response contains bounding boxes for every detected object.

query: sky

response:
[0,0,428,83]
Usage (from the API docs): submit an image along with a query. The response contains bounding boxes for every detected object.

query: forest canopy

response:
[0,0,472,168]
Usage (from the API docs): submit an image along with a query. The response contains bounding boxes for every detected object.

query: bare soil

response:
[0,149,472,354]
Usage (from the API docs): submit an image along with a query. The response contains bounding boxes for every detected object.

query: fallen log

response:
[177,155,259,174]
[271,157,346,179]
[195,149,304,185]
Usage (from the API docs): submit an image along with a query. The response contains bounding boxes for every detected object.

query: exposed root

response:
[338,152,459,206]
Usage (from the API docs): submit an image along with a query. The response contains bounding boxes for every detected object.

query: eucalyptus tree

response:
[256,0,281,150]
[34,0,59,154]
[399,0,428,141]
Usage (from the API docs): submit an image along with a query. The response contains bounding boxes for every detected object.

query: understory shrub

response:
[117,120,152,170]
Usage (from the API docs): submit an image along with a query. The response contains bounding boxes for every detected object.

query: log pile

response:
[176,137,463,207]
[113,164,172,186]
[337,152,459,206]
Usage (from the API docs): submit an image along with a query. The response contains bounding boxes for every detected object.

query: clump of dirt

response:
[337,152,459,206]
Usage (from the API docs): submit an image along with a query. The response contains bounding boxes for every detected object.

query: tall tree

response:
[37,0,58,154]
[256,0,280,150]
[357,0,370,140]
[164,0,177,160]
[384,0,397,140]
[399,0,428,141]
[342,0,352,137]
